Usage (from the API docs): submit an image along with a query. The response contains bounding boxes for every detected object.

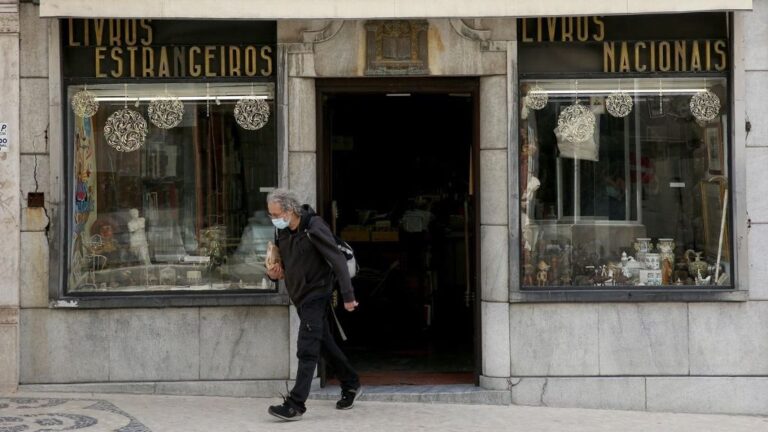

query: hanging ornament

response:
[690,90,720,123]
[234,97,270,130]
[71,87,99,118]
[606,92,633,118]
[525,85,548,111]
[557,102,595,143]
[148,97,184,129]
[103,108,148,152]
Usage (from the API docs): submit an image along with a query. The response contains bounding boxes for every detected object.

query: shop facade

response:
[1,0,767,416]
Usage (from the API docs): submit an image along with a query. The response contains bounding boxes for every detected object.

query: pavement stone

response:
[0,392,766,432]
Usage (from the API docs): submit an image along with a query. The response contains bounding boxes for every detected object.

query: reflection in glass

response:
[67,83,277,293]
[519,78,731,288]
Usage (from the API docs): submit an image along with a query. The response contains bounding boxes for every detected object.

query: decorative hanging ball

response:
[606,92,633,118]
[103,108,148,152]
[557,102,595,143]
[525,86,548,111]
[234,98,270,130]
[148,97,184,129]
[71,89,99,118]
[690,90,720,123]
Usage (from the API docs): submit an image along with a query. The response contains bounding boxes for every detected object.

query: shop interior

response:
[322,91,476,385]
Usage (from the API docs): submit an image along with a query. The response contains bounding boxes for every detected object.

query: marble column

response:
[0,0,20,393]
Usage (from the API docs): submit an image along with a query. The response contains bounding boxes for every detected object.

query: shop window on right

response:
[519,78,732,289]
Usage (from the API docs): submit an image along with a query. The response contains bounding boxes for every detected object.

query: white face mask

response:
[271,217,290,229]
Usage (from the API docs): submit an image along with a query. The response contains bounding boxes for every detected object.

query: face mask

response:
[271,217,290,229]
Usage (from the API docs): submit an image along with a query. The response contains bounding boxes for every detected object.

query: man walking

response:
[265,188,362,421]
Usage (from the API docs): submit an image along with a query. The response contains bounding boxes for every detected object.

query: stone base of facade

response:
[511,376,768,416]
[18,378,320,398]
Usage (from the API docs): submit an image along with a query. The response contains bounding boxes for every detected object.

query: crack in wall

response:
[539,378,549,407]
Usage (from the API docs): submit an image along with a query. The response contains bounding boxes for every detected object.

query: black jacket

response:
[276,205,355,307]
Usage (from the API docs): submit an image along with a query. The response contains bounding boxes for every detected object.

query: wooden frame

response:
[705,123,725,175]
[700,179,729,261]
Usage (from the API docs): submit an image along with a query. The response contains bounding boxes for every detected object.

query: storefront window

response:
[519,77,731,288]
[66,82,277,293]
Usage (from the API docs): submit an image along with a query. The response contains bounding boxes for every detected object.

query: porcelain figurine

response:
[657,238,675,266]
[127,208,151,266]
[537,260,550,286]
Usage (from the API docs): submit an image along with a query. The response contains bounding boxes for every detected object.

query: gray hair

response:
[266,188,302,214]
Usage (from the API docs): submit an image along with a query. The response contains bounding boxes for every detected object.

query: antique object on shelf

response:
[71,87,99,118]
[633,238,654,264]
[662,257,673,285]
[127,208,151,266]
[657,238,675,266]
[200,225,227,267]
[148,97,185,129]
[103,108,148,152]
[644,252,661,270]
[685,249,709,279]
[536,260,550,287]
[639,269,662,286]
[690,90,720,123]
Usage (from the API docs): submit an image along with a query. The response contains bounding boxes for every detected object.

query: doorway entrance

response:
[317,78,480,386]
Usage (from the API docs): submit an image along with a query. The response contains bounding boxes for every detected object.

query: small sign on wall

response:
[0,123,8,152]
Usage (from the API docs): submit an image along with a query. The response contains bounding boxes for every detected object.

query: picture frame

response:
[700,180,729,261]
[705,124,724,175]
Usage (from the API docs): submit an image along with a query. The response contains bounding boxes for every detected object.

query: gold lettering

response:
[521,18,533,43]
[142,46,154,77]
[659,41,671,72]
[261,46,273,76]
[68,19,80,47]
[110,47,124,78]
[140,19,153,46]
[158,46,170,77]
[546,17,557,42]
[650,41,656,71]
[690,40,702,71]
[714,40,727,71]
[109,19,121,46]
[94,19,105,46]
[706,40,712,71]
[674,40,687,72]
[220,46,226,76]
[94,47,107,78]
[603,42,615,73]
[173,46,186,77]
[619,41,630,72]
[126,46,138,77]
[592,17,605,42]
[189,46,202,77]
[577,17,589,42]
[124,19,137,46]
[83,19,90,46]
[244,46,258,76]
[634,41,647,72]
[561,17,573,42]
[537,17,543,42]
[204,45,216,77]
[228,46,241,76]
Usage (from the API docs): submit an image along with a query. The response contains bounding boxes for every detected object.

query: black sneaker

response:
[268,396,304,421]
[336,386,363,410]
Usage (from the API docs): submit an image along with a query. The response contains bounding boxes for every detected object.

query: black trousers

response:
[289,295,359,408]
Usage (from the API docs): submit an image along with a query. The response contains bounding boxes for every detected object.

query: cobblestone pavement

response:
[1,392,766,432]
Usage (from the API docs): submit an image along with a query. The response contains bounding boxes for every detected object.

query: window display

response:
[519,77,732,288]
[66,82,277,293]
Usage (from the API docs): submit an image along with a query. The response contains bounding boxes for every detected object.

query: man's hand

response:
[344,301,359,312]
[266,264,284,280]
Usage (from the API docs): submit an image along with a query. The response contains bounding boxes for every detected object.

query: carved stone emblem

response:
[365,20,429,75]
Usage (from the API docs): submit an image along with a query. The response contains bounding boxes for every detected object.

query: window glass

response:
[519,78,731,288]
[67,82,277,293]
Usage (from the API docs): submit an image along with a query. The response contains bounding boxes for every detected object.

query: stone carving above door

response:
[365,20,429,75]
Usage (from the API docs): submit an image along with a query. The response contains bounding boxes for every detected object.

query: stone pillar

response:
[0,0,20,394]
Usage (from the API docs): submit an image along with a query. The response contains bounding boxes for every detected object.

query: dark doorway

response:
[317,79,479,386]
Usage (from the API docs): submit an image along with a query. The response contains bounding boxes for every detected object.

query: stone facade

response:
[2,1,768,417]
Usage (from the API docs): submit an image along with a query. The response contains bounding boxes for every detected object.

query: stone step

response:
[310,384,511,405]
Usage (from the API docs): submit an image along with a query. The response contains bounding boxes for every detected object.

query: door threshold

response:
[309,384,510,406]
